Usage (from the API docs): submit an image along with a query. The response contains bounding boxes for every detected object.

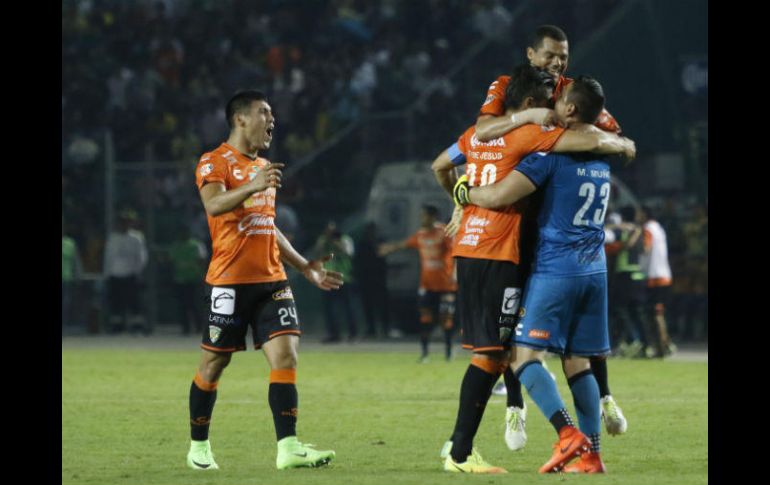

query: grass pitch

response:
[62,341,707,485]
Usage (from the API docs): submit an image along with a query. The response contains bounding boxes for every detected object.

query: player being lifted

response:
[470,24,628,450]
[378,204,457,362]
[431,64,634,473]
[187,90,342,471]
[453,75,627,473]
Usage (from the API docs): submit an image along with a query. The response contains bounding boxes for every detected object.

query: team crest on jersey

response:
[272,287,294,301]
[209,325,222,343]
[199,163,214,177]
[232,168,245,180]
[248,167,261,181]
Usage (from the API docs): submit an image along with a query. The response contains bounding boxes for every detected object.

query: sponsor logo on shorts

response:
[209,325,222,343]
[499,315,517,326]
[501,288,521,315]
[209,314,234,325]
[528,329,550,340]
[199,163,214,177]
[211,288,235,315]
[272,287,294,301]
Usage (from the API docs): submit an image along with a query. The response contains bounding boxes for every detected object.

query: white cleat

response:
[601,395,628,435]
[504,404,527,451]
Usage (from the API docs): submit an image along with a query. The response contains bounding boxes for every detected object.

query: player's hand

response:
[622,137,636,162]
[453,175,471,206]
[525,108,558,127]
[302,254,344,291]
[445,204,464,238]
[247,162,285,193]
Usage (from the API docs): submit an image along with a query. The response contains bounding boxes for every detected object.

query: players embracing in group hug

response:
[185,24,633,475]
[431,24,634,474]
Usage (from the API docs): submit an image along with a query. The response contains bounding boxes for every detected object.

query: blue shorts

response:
[512,273,609,357]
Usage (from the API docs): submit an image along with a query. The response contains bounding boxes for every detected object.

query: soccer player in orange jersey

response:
[472,24,628,448]
[187,90,343,471]
[378,205,458,362]
[431,65,633,473]
[475,25,621,143]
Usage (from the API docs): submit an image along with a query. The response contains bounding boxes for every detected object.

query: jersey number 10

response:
[466,163,497,186]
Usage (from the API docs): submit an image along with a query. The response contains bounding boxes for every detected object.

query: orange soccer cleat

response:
[538,426,590,473]
[563,451,607,473]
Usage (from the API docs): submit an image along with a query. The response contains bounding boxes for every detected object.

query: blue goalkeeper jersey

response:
[515,152,611,276]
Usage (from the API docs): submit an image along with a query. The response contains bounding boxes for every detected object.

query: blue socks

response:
[568,369,602,452]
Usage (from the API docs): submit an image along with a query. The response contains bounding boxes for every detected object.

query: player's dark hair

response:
[225,90,267,129]
[530,25,568,50]
[566,75,605,124]
[504,64,555,110]
[422,204,439,218]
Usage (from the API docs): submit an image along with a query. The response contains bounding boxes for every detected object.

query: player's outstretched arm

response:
[276,227,343,291]
[377,241,407,257]
[455,170,537,210]
[475,109,558,142]
[199,163,284,216]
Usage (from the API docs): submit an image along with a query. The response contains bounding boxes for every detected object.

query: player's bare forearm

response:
[199,164,283,216]
[276,227,309,272]
[475,109,554,142]
[468,171,536,209]
[378,241,407,257]
[432,148,459,196]
[199,183,257,216]
[435,168,456,197]
[476,114,530,142]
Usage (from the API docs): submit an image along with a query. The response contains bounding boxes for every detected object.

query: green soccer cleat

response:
[276,436,336,470]
[187,440,219,470]
[443,448,507,474]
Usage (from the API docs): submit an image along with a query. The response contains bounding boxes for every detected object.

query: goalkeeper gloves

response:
[453,175,471,206]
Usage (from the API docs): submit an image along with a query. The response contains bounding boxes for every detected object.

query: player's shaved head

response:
[530,25,568,50]
[226,90,268,129]
[565,76,605,124]
[504,64,555,110]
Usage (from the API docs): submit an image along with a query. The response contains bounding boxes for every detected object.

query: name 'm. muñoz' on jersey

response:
[515,152,611,276]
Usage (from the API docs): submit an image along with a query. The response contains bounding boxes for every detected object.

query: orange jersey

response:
[405,223,457,292]
[195,143,286,285]
[479,74,622,133]
[452,124,566,264]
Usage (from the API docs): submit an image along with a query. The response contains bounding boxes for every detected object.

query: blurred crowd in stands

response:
[62,0,705,343]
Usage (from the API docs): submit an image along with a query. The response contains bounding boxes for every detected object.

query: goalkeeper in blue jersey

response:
[453,75,634,474]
